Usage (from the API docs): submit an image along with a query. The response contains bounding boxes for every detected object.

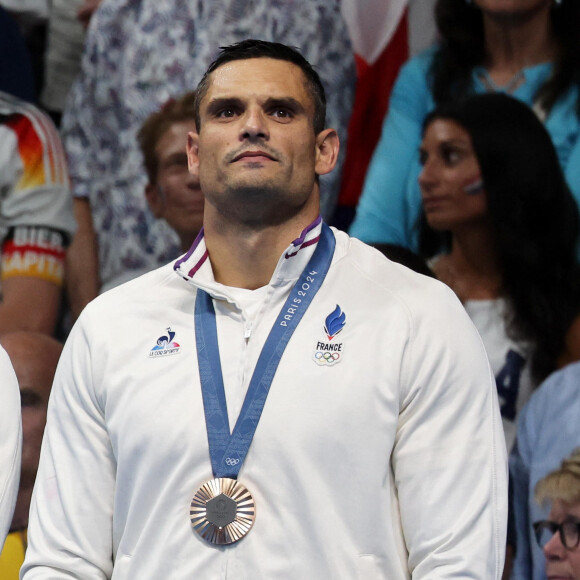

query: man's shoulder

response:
[334,229,443,290]
[86,262,184,316]
[331,229,462,319]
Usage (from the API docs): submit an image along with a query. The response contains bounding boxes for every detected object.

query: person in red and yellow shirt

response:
[0,90,75,336]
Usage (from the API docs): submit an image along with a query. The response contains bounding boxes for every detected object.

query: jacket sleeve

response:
[393,283,508,578]
[348,52,433,248]
[21,313,115,579]
[0,347,20,546]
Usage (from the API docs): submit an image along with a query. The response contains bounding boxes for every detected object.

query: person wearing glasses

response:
[533,448,580,579]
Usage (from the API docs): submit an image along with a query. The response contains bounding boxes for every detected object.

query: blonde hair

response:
[535,448,580,506]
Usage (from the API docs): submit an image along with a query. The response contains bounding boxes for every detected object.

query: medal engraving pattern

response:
[190,478,255,545]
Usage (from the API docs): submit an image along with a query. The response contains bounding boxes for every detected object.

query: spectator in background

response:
[531,448,580,580]
[138,92,203,253]
[0,90,75,336]
[0,6,35,102]
[63,0,355,321]
[0,345,20,552]
[417,93,580,450]
[350,0,580,251]
[510,362,580,580]
[0,332,62,579]
[40,0,93,125]
[0,0,49,102]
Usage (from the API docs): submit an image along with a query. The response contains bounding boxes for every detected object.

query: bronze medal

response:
[190,478,255,545]
[192,225,336,546]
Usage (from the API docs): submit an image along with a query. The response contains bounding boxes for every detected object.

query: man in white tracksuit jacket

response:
[22,40,507,579]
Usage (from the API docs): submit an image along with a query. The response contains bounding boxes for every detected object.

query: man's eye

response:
[217,108,237,118]
[271,108,292,119]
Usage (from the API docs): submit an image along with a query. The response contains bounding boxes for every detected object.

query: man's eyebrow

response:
[205,96,307,116]
[205,97,244,116]
[263,97,306,115]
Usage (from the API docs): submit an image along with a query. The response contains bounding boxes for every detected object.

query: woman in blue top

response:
[349,0,580,250]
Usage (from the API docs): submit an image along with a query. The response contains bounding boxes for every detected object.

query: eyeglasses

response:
[533,519,580,550]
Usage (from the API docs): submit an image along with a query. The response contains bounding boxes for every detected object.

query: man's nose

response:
[240,107,269,140]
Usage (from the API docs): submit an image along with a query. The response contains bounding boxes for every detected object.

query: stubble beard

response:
[214,180,309,229]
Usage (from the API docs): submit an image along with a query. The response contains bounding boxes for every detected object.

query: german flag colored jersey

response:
[0,91,75,286]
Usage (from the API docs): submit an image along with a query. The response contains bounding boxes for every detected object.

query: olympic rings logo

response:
[313,351,341,366]
[315,352,340,361]
[225,457,240,466]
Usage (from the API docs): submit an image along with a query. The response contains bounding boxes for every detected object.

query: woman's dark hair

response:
[431,0,580,115]
[419,93,580,382]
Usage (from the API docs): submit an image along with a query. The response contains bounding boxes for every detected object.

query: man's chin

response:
[225,179,281,195]
[222,187,304,226]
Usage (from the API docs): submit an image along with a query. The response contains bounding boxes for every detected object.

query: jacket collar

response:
[173,216,323,301]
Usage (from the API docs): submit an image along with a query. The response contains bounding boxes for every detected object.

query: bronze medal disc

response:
[190,478,255,545]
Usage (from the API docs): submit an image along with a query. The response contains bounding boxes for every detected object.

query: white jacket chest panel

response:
[101,289,406,481]
[95,278,408,575]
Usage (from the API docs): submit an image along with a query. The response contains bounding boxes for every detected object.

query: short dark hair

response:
[194,39,326,134]
[138,91,196,183]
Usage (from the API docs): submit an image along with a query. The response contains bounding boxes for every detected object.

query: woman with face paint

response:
[418,93,580,451]
[350,0,580,254]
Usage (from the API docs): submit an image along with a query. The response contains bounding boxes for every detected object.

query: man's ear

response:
[314,128,340,176]
[145,182,164,218]
[187,131,200,176]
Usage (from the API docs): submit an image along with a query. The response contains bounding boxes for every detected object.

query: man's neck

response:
[203,211,320,290]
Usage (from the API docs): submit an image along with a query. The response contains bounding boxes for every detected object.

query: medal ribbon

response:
[195,223,335,479]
